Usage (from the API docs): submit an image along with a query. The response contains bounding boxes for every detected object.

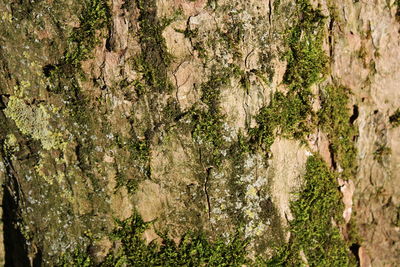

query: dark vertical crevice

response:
[32,249,42,267]
[205,167,212,224]
[349,105,359,124]
[2,156,30,267]
[349,243,361,265]
[0,105,31,266]
[329,143,337,170]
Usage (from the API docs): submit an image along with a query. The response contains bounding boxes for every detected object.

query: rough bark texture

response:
[0,0,399,266]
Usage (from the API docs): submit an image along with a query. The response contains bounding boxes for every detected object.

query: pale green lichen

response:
[4,96,66,150]
[34,152,56,185]
[34,152,72,196]
[0,161,4,174]
[13,80,31,97]
[0,11,12,23]
[4,133,20,153]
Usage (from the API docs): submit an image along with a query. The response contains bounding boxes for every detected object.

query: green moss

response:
[207,0,219,9]
[108,214,248,266]
[134,0,175,93]
[129,139,150,176]
[249,3,359,259]
[250,0,327,152]
[191,111,224,165]
[176,25,207,60]
[318,85,357,179]
[62,213,249,266]
[65,0,110,66]
[111,0,179,192]
[124,138,148,161]
[250,90,314,151]
[43,0,110,146]
[115,170,138,194]
[189,63,257,164]
[58,249,92,267]
[265,156,355,266]
[190,66,238,166]
[111,136,150,194]
[389,108,400,127]
[284,0,328,91]
[258,52,276,83]
[216,12,246,59]
[4,96,66,150]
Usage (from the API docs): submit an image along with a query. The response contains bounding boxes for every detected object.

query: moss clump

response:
[129,139,150,163]
[284,0,327,91]
[134,0,175,93]
[389,108,400,127]
[318,85,357,179]
[116,139,150,193]
[250,0,327,151]
[266,156,355,266]
[58,249,92,267]
[65,0,110,66]
[250,90,314,151]
[216,11,246,60]
[61,213,249,266]
[190,66,236,166]
[4,96,66,150]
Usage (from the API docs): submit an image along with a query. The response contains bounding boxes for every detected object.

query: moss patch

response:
[265,156,355,266]
[250,0,327,152]
[250,90,314,151]
[318,85,357,179]
[59,213,249,266]
[284,0,328,91]
[190,66,237,167]
[115,138,151,194]
[134,0,175,93]
[65,0,110,66]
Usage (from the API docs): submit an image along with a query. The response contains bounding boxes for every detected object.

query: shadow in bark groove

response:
[1,148,31,266]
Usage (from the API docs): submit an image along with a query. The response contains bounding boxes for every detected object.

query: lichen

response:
[0,11,13,23]
[34,153,69,186]
[4,133,19,154]
[4,96,66,150]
